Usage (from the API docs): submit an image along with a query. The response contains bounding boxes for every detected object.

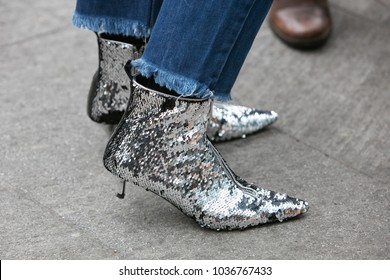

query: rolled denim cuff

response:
[72,12,150,38]
[132,58,214,100]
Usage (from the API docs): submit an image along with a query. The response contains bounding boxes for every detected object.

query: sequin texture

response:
[88,35,143,124]
[103,78,309,230]
[208,102,278,142]
[88,36,278,137]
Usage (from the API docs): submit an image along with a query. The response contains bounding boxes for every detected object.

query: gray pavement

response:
[1,0,389,259]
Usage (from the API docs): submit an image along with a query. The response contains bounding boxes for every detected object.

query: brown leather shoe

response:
[269,0,332,49]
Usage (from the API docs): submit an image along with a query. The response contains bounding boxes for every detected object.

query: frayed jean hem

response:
[72,13,150,38]
[132,58,214,100]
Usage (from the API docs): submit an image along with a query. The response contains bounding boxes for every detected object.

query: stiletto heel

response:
[116,180,126,199]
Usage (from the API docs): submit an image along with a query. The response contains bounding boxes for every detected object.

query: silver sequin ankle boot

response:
[87,33,144,124]
[88,33,278,139]
[208,102,278,142]
[103,76,308,230]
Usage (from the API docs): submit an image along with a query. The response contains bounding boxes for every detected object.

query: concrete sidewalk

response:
[1,0,389,259]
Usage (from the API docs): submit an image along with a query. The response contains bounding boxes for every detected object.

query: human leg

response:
[72,0,162,37]
[73,0,278,139]
[104,0,309,230]
[132,0,262,99]
[73,0,161,123]
[212,0,273,98]
[207,0,278,142]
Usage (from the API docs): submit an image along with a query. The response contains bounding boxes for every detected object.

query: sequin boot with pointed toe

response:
[208,102,278,142]
[103,76,309,230]
[88,33,278,139]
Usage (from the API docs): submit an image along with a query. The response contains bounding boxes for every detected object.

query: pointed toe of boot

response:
[268,193,309,222]
[207,104,279,142]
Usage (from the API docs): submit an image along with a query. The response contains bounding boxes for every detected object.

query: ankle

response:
[99,32,145,50]
[137,75,181,97]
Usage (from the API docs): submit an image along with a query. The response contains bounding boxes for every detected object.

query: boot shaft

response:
[126,76,212,133]
[105,76,213,180]
[88,33,144,123]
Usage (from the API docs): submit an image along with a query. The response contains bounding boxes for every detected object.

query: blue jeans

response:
[73,0,273,100]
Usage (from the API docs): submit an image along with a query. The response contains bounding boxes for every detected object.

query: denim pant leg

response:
[72,0,162,38]
[132,0,272,100]
[213,0,273,99]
